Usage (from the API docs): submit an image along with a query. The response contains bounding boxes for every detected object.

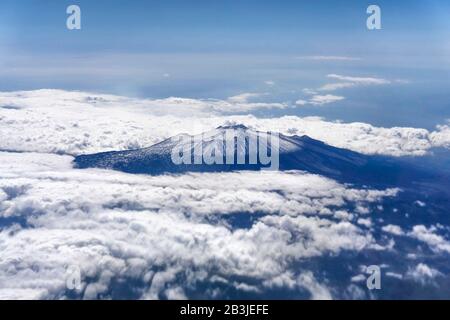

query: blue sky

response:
[0,0,449,128]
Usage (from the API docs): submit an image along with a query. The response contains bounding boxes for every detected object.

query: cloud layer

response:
[0,151,401,299]
[0,90,449,157]
[1,90,449,299]
[1,150,449,299]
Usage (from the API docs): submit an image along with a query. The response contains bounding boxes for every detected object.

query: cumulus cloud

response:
[430,122,450,149]
[407,263,443,285]
[1,90,449,300]
[0,89,286,118]
[382,225,405,236]
[408,225,450,254]
[0,151,402,299]
[0,90,448,157]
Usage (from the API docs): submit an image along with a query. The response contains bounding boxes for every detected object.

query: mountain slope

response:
[74,125,447,190]
[75,125,365,174]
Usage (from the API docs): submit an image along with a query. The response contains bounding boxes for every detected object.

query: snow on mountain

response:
[73,124,450,193]
[74,125,368,178]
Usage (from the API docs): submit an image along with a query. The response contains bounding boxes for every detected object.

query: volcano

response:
[74,125,446,189]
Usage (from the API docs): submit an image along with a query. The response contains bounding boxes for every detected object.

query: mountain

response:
[74,125,447,189]
[75,125,364,173]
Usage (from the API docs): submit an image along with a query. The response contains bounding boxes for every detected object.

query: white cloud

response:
[407,263,442,285]
[415,200,426,207]
[318,74,391,92]
[309,94,345,106]
[295,94,345,107]
[0,89,286,118]
[227,92,266,103]
[326,74,391,85]
[0,151,400,299]
[386,272,403,280]
[1,90,449,300]
[297,73,398,108]
[430,122,450,149]
[350,274,366,283]
[382,225,404,236]
[357,218,372,228]
[408,225,450,253]
[295,99,308,106]
[0,90,449,157]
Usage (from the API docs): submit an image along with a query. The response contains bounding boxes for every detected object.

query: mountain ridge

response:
[73,125,448,191]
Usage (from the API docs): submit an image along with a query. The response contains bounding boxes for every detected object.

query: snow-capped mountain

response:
[73,125,448,190]
[74,125,365,175]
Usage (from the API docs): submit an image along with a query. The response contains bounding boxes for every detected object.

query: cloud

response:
[407,263,443,285]
[318,83,358,91]
[318,74,391,92]
[0,90,449,157]
[295,99,308,106]
[1,90,449,300]
[296,94,345,106]
[0,89,286,118]
[296,73,396,108]
[227,93,266,103]
[408,225,450,254]
[430,122,450,149]
[327,74,391,85]
[382,225,405,236]
[0,151,401,299]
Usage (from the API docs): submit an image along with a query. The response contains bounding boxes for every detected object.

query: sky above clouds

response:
[0,0,449,128]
